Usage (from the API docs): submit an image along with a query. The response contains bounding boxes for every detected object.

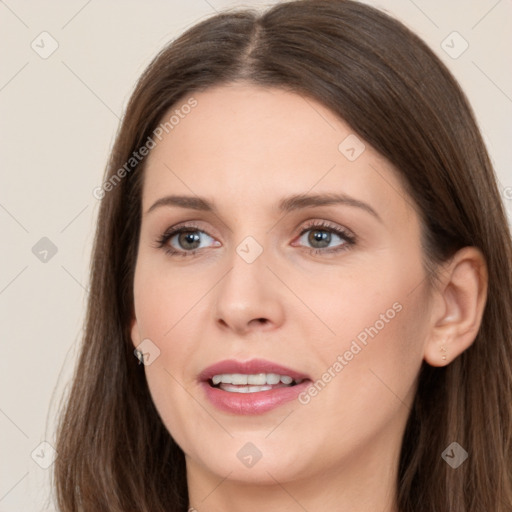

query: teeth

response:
[220,384,273,393]
[231,373,248,385]
[247,373,266,385]
[266,373,281,385]
[211,373,298,387]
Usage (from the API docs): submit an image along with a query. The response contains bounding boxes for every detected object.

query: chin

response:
[191,455,305,485]
[184,435,317,486]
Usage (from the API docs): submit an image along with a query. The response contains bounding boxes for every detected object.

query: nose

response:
[213,245,286,336]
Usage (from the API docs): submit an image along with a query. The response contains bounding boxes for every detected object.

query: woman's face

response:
[131,83,432,489]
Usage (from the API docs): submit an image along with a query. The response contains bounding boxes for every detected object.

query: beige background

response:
[1,0,511,510]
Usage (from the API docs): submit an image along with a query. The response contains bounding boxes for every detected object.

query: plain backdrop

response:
[1,0,511,510]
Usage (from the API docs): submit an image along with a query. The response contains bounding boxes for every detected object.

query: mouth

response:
[199,359,311,414]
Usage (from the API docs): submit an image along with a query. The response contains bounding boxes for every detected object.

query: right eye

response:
[155,224,221,257]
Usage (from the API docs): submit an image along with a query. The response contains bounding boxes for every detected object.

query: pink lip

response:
[199,359,311,415]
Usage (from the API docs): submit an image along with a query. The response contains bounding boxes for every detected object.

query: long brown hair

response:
[53,1,512,510]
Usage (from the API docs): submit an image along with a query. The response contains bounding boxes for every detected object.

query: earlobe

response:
[423,247,488,367]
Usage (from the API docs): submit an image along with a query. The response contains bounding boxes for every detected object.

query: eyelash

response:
[154,220,356,258]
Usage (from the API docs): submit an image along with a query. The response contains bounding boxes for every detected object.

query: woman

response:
[53,0,512,510]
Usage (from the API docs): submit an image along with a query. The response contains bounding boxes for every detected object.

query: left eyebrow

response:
[278,193,383,223]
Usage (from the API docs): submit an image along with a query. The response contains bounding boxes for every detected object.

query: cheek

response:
[292,259,428,435]
[297,287,427,445]
[132,260,210,341]
[132,262,219,453]
[288,252,424,363]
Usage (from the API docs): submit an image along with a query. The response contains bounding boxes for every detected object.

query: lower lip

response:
[201,380,311,415]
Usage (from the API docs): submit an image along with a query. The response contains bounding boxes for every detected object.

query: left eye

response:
[296,226,353,250]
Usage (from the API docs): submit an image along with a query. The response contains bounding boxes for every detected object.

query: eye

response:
[155,220,356,258]
[155,223,220,256]
[294,220,356,254]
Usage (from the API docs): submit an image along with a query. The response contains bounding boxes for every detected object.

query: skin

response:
[130,83,487,512]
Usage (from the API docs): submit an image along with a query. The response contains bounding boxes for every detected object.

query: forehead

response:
[141,83,414,223]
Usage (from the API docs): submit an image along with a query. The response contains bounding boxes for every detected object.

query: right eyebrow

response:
[145,195,215,215]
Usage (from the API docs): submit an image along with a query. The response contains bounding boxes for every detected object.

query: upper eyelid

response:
[162,220,213,237]
[299,220,353,233]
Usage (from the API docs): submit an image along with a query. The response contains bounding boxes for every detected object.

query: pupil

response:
[309,230,330,248]
[179,231,200,249]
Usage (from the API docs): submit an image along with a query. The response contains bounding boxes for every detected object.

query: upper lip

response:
[199,359,311,383]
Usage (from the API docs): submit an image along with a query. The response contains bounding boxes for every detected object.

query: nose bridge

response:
[221,237,269,302]
[213,234,285,332]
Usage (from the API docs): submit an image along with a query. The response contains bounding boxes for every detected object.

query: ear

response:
[130,315,141,349]
[423,247,488,367]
